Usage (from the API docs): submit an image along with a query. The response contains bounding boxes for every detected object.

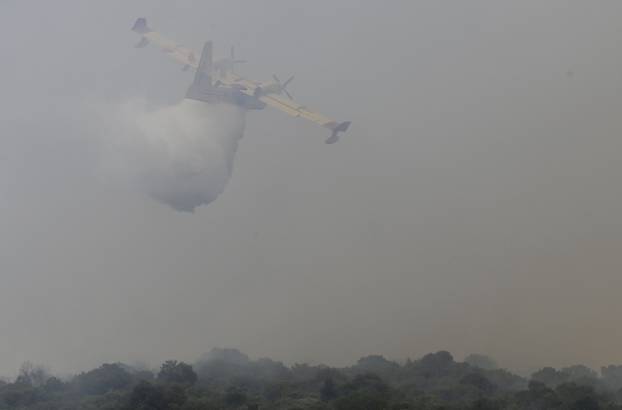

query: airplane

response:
[131,18,351,144]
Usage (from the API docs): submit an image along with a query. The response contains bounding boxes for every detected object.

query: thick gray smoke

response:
[101,99,246,212]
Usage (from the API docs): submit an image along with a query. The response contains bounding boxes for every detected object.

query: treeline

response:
[2,348,622,409]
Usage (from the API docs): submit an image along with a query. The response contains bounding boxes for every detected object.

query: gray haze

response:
[2,0,622,376]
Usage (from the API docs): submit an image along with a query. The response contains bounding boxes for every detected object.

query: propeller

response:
[272,74,295,99]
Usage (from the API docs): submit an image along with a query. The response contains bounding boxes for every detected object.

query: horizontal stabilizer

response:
[131,18,150,34]
[134,37,149,48]
[325,121,351,144]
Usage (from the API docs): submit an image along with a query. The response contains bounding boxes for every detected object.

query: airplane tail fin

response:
[325,121,351,144]
[186,41,214,100]
[194,41,213,84]
[131,18,150,34]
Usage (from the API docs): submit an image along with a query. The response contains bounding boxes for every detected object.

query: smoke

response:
[100,98,246,212]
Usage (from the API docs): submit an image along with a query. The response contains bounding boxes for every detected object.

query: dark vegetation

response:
[3,349,622,409]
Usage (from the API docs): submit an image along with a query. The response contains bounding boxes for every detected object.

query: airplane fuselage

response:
[186,82,266,110]
[183,42,266,110]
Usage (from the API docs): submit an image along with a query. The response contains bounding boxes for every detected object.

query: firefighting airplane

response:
[131,18,351,144]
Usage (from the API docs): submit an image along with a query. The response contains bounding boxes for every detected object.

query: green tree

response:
[460,373,496,394]
[561,365,598,383]
[601,365,622,390]
[320,377,337,401]
[556,382,600,410]
[73,363,132,395]
[157,360,198,386]
[16,362,50,387]
[129,380,187,410]
[531,367,568,388]
[224,385,247,407]
[129,380,166,410]
[464,354,498,371]
[514,380,561,409]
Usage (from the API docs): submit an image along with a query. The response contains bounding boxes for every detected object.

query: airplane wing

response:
[132,18,198,70]
[220,72,351,143]
[257,93,350,144]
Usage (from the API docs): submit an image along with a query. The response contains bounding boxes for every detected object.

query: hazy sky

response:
[2,0,622,376]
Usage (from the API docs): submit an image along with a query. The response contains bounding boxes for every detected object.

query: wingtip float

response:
[131,18,350,143]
